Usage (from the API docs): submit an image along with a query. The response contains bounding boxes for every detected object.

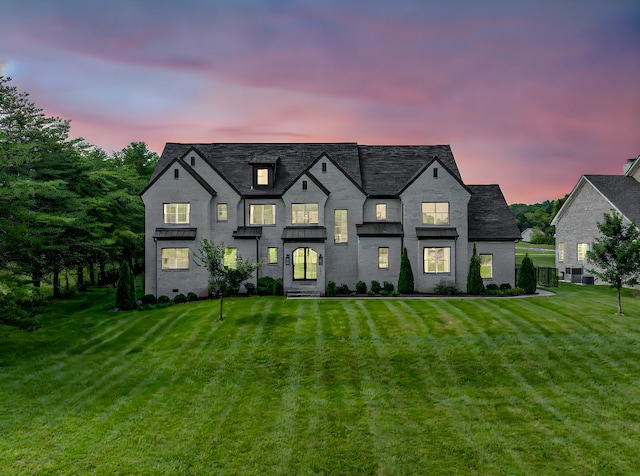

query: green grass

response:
[2,284,640,474]
[517,242,556,268]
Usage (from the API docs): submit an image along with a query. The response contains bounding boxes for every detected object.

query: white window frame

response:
[578,243,589,262]
[256,168,270,186]
[224,248,237,269]
[217,203,228,222]
[558,242,564,262]
[268,247,278,264]
[250,204,275,225]
[423,247,451,273]
[378,247,389,269]
[292,203,319,225]
[164,203,190,224]
[334,209,348,243]
[479,254,493,279]
[421,202,449,225]
[161,248,189,270]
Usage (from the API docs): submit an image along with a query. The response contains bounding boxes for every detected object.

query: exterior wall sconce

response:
[318,254,324,266]
[285,254,290,265]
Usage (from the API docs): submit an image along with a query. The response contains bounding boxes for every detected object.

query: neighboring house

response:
[521,227,535,242]
[551,156,640,283]
[141,143,521,297]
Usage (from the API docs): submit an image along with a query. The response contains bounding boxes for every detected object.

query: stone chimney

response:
[624,156,639,175]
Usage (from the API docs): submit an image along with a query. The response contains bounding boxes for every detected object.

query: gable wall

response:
[142,162,213,298]
[400,162,471,292]
[554,181,616,276]
[307,158,365,289]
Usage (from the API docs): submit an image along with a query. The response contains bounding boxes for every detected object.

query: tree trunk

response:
[617,287,623,314]
[77,265,84,291]
[53,269,60,298]
[89,262,96,286]
[99,261,106,287]
[219,295,224,321]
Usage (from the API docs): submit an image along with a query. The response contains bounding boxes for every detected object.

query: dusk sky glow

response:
[2,0,639,203]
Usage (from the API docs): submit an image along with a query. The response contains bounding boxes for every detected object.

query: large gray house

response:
[551,156,640,283]
[141,143,521,298]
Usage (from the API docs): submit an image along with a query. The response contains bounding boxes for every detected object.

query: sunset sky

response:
[1,0,638,204]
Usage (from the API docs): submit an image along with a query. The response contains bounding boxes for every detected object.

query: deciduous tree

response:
[587,211,640,314]
[194,239,260,320]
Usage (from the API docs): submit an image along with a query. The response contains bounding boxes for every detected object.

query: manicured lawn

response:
[2,284,640,474]
[517,242,556,268]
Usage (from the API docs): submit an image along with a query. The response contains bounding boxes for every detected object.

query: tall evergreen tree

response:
[517,254,537,294]
[467,243,485,295]
[397,247,414,294]
[115,260,136,310]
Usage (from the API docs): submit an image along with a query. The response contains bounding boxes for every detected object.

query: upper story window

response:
[558,242,564,262]
[422,202,449,225]
[376,203,387,221]
[164,203,190,224]
[217,203,228,222]
[250,204,275,225]
[334,209,348,243]
[292,203,318,225]
[253,165,274,188]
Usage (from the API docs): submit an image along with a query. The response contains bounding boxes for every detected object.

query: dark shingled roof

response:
[153,228,197,240]
[154,143,361,196]
[467,185,521,241]
[152,143,462,197]
[585,175,640,223]
[358,145,462,196]
[356,222,404,237]
[281,226,327,242]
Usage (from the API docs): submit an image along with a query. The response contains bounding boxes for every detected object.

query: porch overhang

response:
[153,228,197,240]
[356,222,403,237]
[282,226,327,242]
[416,227,459,239]
[233,226,262,239]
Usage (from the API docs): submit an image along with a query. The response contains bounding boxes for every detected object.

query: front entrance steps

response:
[286,287,321,298]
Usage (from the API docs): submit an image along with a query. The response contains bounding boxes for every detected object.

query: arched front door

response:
[293,247,317,280]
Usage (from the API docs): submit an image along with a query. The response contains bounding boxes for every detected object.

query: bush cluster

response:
[355,281,367,294]
[434,280,461,296]
[326,281,337,297]
[257,277,284,296]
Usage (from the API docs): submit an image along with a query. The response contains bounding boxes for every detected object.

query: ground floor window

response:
[224,248,237,269]
[423,247,450,273]
[378,247,389,269]
[293,247,317,280]
[162,248,189,270]
[479,254,493,279]
[268,247,278,264]
[577,243,589,261]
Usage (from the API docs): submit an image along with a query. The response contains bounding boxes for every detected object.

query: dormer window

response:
[256,168,269,185]
[252,164,275,188]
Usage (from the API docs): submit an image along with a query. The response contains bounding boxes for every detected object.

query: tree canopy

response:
[194,239,260,320]
[587,211,640,314]
[1,77,157,309]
